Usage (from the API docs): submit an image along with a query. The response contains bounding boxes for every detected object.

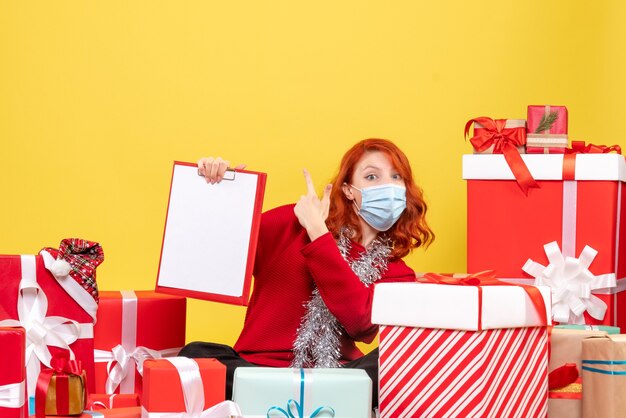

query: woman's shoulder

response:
[259,203,301,237]
[262,203,296,218]
[382,257,416,282]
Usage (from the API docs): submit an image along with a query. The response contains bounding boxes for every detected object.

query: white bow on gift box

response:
[523,241,616,324]
[143,357,243,418]
[94,290,181,394]
[0,254,96,397]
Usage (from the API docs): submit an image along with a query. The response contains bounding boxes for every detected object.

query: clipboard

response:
[155,161,266,305]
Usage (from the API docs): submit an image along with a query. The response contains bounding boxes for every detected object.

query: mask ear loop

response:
[344,183,361,212]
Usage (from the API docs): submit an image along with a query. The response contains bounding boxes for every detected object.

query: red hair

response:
[326,138,434,259]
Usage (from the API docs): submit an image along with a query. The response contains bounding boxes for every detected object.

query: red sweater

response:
[233,204,415,366]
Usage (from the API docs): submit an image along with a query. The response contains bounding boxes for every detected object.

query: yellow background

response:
[2,1,625,349]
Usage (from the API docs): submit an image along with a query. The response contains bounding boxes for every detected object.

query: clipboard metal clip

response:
[197,168,236,181]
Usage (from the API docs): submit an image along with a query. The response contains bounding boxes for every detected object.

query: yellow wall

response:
[1,1,625,347]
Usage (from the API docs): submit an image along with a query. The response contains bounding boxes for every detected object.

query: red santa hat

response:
[43,238,104,302]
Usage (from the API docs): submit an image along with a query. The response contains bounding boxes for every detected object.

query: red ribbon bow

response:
[548,363,579,390]
[566,140,622,155]
[421,270,497,286]
[562,141,623,180]
[35,353,86,418]
[465,117,538,195]
[420,270,548,331]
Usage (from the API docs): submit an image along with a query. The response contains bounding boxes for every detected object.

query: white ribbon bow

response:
[94,290,181,394]
[0,381,25,408]
[142,357,242,418]
[95,345,180,394]
[0,255,83,396]
[522,241,617,324]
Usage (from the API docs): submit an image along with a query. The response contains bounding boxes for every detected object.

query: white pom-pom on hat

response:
[50,258,72,277]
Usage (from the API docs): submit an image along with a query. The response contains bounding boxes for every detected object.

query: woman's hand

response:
[197,157,246,184]
[294,169,332,241]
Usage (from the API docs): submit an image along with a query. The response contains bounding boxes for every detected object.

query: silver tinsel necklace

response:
[291,228,392,368]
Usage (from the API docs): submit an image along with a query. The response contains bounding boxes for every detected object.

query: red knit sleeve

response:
[253,204,302,277]
[301,233,415,343]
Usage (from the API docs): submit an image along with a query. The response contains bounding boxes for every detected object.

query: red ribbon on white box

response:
[94,290,181,394]
[142,357,242,418]
[0,380,25,409]
[0,255,94,398]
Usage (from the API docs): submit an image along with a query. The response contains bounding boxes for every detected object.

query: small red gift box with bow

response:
[35,354,86,417]
[465,117,538,194]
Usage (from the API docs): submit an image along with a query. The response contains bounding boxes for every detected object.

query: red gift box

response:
[527,105,568,155]
[464,153,626,329]
[93,291,186,396]
[372,277,550,418]
[35,356,87,417]
[0,253,97,399]
[142,357,232,416]
[527,105,568,135]
[0,327,27,418]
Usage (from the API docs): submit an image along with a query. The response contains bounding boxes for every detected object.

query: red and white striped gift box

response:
[372,281,551,418]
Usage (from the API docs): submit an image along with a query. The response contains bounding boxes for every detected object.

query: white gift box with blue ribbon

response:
[232,367,371,418]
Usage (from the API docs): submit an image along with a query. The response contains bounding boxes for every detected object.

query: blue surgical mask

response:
[350,184,407,231]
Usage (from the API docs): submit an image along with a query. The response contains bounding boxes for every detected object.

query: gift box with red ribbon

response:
[0,251,100,400]
[464,150,626,330]
[142,357,240,417]
[93,290,186,397]
[0,327,27,418]
[35,355,87,417]
[526,105,569,153]
[527,105,568,136]
[548,328,610,418]
[467,118,527,155]
[371,272,551,418]
[465,117,538,194]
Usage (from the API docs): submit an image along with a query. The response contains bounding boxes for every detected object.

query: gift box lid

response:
[371,282,551,331]
[462,154,626,181]
[555,324,621,334]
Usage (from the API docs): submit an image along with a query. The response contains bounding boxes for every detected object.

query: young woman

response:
[180,138,434,403]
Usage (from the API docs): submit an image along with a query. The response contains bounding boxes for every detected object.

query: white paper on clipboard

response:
[156,162,266,305]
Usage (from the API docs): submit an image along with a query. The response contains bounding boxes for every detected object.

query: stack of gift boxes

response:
[3,105,626,418]
[0,245,239,417]
[372,105,626,417]
[0,244,373,418]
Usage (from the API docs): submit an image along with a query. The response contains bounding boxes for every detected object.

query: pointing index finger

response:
[303,169,316,196]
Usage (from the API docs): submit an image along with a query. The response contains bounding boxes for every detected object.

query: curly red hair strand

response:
[326,138,434,259]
